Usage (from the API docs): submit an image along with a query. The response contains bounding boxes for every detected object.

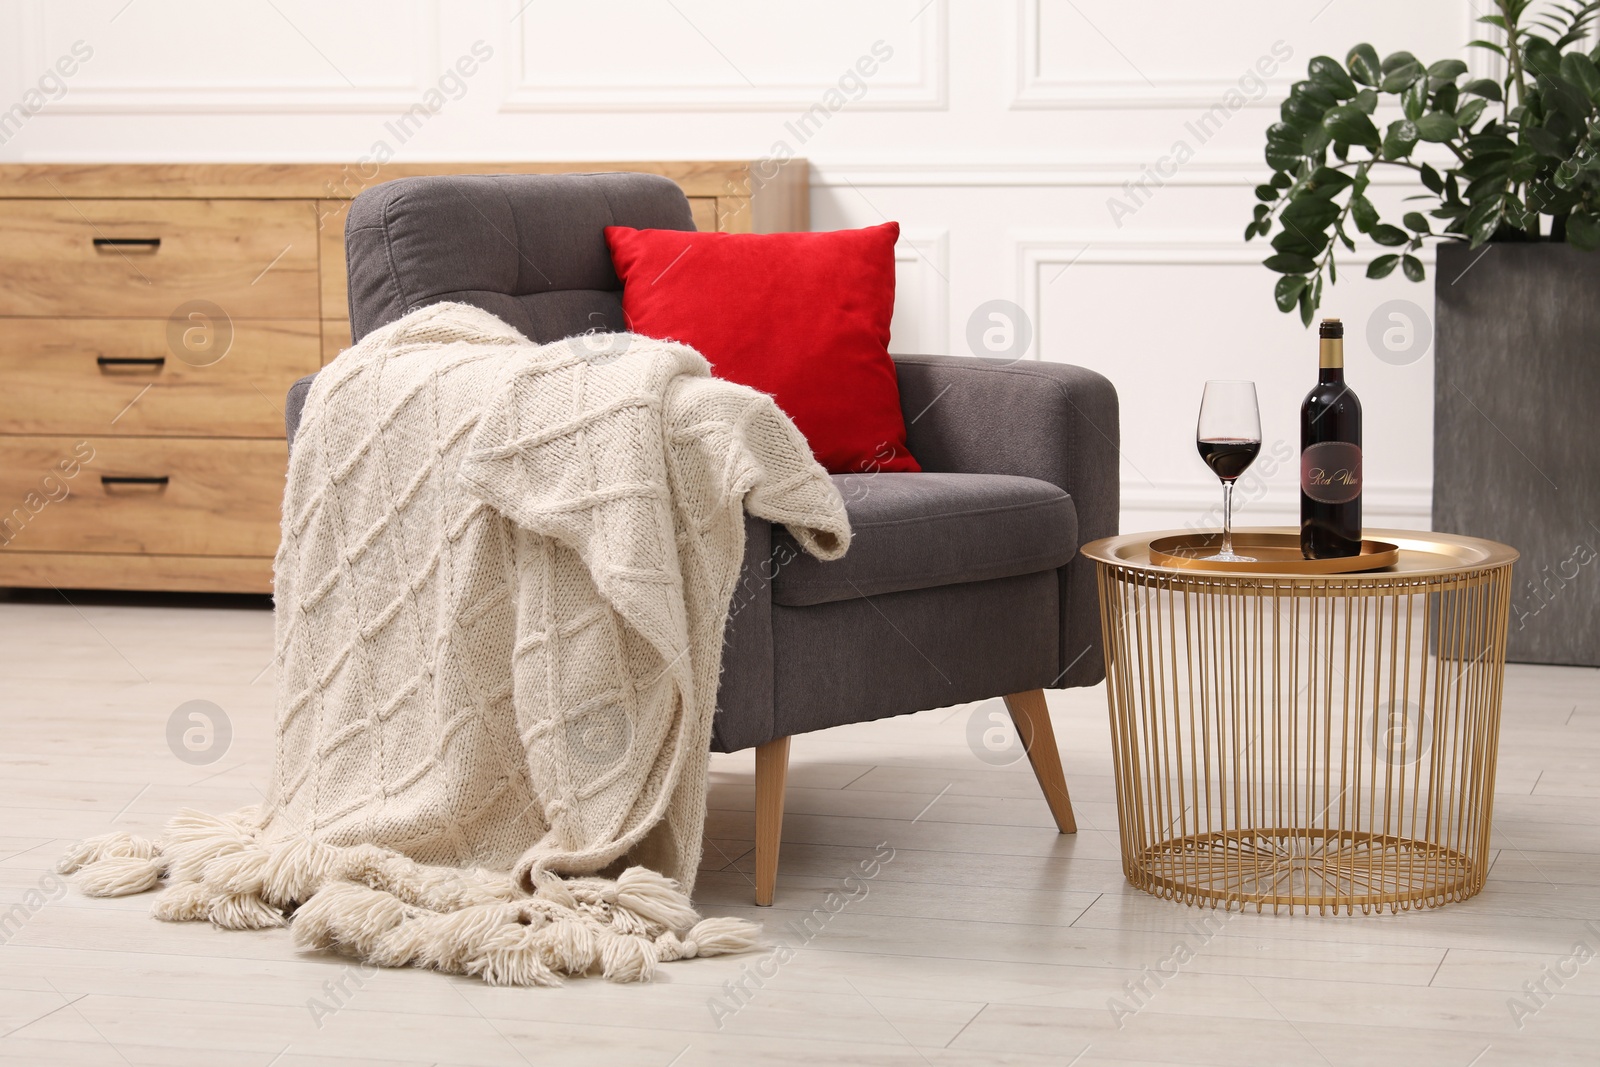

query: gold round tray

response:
[1147,532,1398,573]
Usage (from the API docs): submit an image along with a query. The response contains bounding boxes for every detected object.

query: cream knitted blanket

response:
[59,302,850,985]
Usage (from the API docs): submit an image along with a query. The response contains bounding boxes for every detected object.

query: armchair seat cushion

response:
[770,472,1076,608]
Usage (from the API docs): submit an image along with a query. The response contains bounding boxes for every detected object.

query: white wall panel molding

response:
[810,160,1430,188]
[1013,0,1489,112]
[890,227,951,356]
[1011,229,1434,531]
[1122,480,1432,530]
[1012,0,1292,109]
[22,0,443,113]
[1013,230,1413,358]
[504,0,946,111]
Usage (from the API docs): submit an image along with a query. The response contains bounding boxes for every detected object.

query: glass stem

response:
[1221,481,1234,557]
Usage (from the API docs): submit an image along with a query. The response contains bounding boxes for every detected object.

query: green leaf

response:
[1350,194,1380,233]
[1427,59,1469,84]
[1299,280,1317,327]
[1264,252,1318,274]
[1456,97,1488,129]
[1272,223,1331,257]
[1381,61,1425,94]
[1282,87,1334,129]
[1561,52,1600,102]
[1306,166,1354,197]
[1401,254,1426,282]
[1466,130,1518,159]
[1568,211,1600,251]
[1382,119,1420,159]
[1308,55,1358,99]
[1369,223,1411,246]
[1323,105,1381,149]
[1381,50,1420,75]
[1253,203,1272,219]
[1464,167,1511,202]
[1280,195,1342,231]
[1420,162,1445,193]
[1402,211,1432,233]
[1507,143,1544,183]
[1463,197,1503,247]
[1414,112,1460,141]
[1541,74,1592,124]
[1467,40,1507,59]
[1266,145,1302,171]
[1352,88,1379,115]
[1274,274,1308,312]
[1266,120,1302,144]
[1462,77,1503,101]
[1402,79,1427,120]
[1521,125,1566,158]
[1264,122,1304,170]
[1524,37,1564,78]
[1256,184,1279,201]
[1271,170,1294,189]
[1433,83,1460,115]
[1367,254,1401,278]
[1347,43,1382,87]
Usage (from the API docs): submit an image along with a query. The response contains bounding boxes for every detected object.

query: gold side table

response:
[1081,528,1518,915]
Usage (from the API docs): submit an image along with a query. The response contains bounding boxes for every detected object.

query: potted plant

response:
[1247,0,1600,666]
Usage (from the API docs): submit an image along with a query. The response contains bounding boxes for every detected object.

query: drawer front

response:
[0,551,273,594]
[0,200,319,319]
[0,319,320,437]
[318,199,349,322]
[0,436,285,557]
[321,320,351,364]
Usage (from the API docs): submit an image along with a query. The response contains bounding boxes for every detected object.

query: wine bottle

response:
[1301,317,1363,559]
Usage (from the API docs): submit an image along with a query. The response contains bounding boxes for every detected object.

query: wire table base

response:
[1083,528,1517,915]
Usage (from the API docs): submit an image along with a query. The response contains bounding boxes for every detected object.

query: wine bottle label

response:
[1301,441,1362,504]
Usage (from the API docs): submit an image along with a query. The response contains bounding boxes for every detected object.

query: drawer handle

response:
[96,356,167,370]
[92,237,161,252]
[101,475,170,489]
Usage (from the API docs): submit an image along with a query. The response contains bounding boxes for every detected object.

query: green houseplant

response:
[1248,0,1600,668]
[1247,0,1600,324]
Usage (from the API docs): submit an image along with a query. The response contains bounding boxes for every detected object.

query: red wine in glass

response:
[1196,381,1262,562]
[1197,438,1262,481]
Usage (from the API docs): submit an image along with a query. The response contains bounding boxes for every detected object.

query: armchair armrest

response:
[892,353,1119,687]
[285,373,317,450]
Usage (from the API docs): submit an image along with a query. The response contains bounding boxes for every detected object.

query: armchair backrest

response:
[344,172,696,345]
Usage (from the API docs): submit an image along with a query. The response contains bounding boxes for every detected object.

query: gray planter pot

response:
[1434,240,1600,666]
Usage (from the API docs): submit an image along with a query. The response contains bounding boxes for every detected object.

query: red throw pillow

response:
[603,221,920,475]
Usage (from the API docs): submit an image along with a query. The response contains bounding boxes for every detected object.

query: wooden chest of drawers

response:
[0,161,806,593]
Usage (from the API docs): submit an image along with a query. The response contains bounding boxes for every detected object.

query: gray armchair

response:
[285,172,1119,906]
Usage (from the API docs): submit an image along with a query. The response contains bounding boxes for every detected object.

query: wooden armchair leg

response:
[753,735,791,906]
[1003,689,1078,834]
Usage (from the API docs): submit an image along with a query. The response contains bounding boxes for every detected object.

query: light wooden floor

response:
[1,594,1597,1066]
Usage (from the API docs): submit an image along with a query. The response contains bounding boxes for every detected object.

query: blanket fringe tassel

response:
[57,808,761,986]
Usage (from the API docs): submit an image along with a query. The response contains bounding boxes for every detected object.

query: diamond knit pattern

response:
[268,302,850,895]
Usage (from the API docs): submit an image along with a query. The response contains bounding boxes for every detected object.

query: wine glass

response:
[1196,381,1262,563]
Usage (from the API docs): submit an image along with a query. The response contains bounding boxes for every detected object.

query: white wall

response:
[5,0,1477,532]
